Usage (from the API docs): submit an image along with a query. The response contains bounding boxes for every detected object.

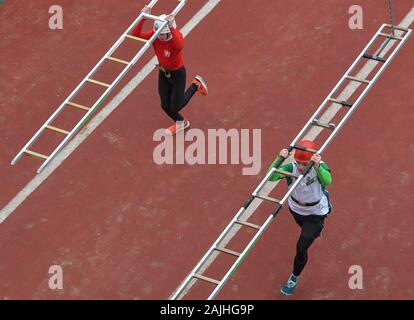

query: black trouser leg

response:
[289,207,325,277]
[293,231,315,276]
[158,70,179,121]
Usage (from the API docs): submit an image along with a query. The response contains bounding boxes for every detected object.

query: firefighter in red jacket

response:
[132,5,208,135]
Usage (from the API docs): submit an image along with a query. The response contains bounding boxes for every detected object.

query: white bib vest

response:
[288,162,330,216]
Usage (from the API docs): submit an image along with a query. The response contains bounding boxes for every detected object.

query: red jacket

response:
[131,20,184,71]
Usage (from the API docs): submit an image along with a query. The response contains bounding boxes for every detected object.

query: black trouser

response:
[158,66,197,122]
[289,207,326,277]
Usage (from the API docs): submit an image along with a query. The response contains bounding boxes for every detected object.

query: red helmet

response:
[294,140,317,164]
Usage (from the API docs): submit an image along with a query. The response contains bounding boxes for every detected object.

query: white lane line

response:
[0,0,222,224]
[170,8,414,299]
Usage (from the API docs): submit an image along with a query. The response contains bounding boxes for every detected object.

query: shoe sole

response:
[176,121,191,134]
[165,121,191,136]
[280,288,293,296]
[195,75,208,95]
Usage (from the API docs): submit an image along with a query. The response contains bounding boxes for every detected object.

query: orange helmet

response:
[294,140,317,164]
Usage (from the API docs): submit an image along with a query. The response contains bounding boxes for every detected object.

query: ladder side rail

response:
[307,26,407,139]
[318,28,412,155]
[170,207,246,300]
[277,174,306,205]
[252,166,284,196]
[290,24,386,147]
[11,0,160,166]
[207,213,275,300]
[171,0,189,16]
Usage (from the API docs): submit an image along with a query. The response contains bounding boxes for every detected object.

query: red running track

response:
[0,0,413,299]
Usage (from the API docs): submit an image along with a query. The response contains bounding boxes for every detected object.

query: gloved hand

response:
[311,153,322,167]
[279,149,289,158]
[166,14,176,28]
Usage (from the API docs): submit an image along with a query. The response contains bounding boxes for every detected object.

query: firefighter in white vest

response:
[268,140,332,296]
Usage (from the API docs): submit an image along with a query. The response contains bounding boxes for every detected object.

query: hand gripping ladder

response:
[11,0,189,174]
[171,23,412,300]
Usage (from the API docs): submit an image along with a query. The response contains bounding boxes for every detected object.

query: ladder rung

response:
[312,119,336,131]
[254,194,281,204]
[384,24,409,32]
[346,76,370,84]
[273,168,300,179]
[363,53,386,63]
[378,32,404,41]
[46,125,70,135]
[235,220,261,230]
[86,78,111,88]
[193,274,220,285]
[215,246,241,257]
[142,12,167,22]
[67,101,91,111]
[125,34,148,43]
[106,56,130,65]
[24,150,48,160]
[292,144,318,154]
[328,98,353,108]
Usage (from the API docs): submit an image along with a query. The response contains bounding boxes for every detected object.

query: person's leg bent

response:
[170,67,197,117]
